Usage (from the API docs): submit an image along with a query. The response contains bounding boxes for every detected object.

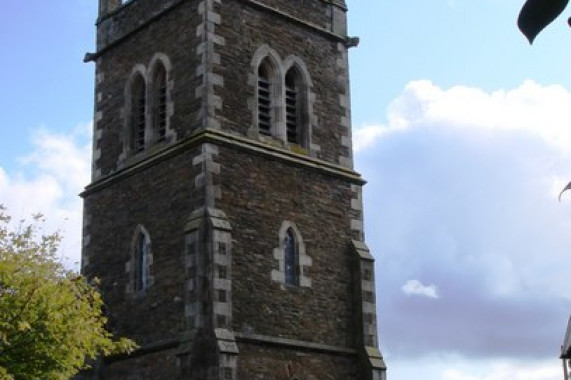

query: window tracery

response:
[272,221,311,288]
[253,46,313,150]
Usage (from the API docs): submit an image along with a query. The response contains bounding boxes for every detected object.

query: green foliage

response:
[0,206,136,380]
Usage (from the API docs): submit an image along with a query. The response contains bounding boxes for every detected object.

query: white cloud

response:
[354,125,389,153]
[386,356,562,380]
[21,124,91,191]
[443,361,561,380]
[0,124,91,268]
[402,279,440,298]
[358,80,571,360]
[356,80,571,153]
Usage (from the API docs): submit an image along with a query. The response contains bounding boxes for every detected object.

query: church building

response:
[80,0,386,378]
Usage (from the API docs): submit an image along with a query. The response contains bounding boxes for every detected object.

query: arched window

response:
[285,67,307,146]
[152,64,167,143]
[127,225,153,295]
[135,231,148,292]
[284,228,298,285]
[131,75,146,153]
[251,48,314,150]
[257,59,274,136]
[272,221,311,287]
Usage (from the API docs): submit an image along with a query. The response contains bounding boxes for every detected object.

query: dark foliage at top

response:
[518,0,569,43]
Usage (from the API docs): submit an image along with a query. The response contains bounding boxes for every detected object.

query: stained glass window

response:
[284,228,298,285]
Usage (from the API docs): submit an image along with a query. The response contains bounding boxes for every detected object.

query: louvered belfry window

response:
[153,65,167,142]
[258,62,272,135]
[132,75,146,153]
[285,70,299,144]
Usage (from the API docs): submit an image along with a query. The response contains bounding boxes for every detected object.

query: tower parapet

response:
[242,0,348,36]
[98,0,122,17]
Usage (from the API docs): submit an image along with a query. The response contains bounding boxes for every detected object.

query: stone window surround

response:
[249,44,316,152]
[125,224,154,295]
[119,53,175,165]
[272,221,312,288]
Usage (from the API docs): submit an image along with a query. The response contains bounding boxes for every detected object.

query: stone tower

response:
[80,0,386,378]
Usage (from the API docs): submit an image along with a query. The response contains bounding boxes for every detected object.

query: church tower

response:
[81,0,386,378]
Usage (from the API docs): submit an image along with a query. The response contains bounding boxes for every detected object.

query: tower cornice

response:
[81,128,365,197]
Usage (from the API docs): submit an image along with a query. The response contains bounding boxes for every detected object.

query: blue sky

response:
[2,1,571,379]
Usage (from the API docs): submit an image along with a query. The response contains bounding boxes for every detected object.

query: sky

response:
[2,1,571,379]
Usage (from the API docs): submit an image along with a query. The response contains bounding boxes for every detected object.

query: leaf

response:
[559,181,571,201]
[517,0,569,44]
[0,205,137,379]
[16,321,31,332]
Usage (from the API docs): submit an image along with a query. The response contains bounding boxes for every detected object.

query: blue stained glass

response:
[284,229,297,285]
[136,233,147,291]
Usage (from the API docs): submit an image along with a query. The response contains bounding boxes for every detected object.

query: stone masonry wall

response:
[82,147,202,347]
[246,0,346,33]
[83,0,382,378]
[93,0,202,177]
[216,0,350,166]
[237,342,357,379]
[93,0,352,175]
[97,347,180,380]
[217,145,361,348]
[97,0,184,50]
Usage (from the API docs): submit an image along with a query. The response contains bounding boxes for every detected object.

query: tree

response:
[518,0,570,43]
[0,206,135,380]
